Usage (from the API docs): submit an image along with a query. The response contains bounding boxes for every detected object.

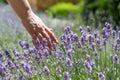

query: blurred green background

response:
[0,0,120,29]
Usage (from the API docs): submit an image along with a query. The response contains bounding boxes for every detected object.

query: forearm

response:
[7,0,33,20]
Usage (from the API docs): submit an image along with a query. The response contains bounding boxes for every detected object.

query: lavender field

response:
[0,4,120,80]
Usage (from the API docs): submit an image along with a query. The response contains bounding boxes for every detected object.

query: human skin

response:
[7,0,58,50]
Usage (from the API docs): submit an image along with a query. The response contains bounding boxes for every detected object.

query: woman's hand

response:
[21,12,58,50]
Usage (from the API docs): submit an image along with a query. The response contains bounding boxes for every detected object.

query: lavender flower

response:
[4,49,11,59]
[7,59,17,70]
[21,62,31,76]
[66,49,74,59]
[92,51,98,60]
[29,47,37,54]
[98,72,105,80]
[105,22,111,30]
[80,36,85,45]
[64,26,71,34]
[87,26,91,33]
[13,50,22,59]
[113,54,119,64]
[0,53,3,61]
[94,31,98,38]
[84,60,92,73]
[88,35,94,44]
[56,67,62,76]
[0,63,7,76]
[19,40,29,49]
[118,31,120,39]
[43,66,50,77]
[65,57,72,67]
[76,41,81,48]
[79,26,83,33]
[63,72,69,80]
[104,68,109,74]
[73,34,78,42]
[43,49,49,58]
[116,38,120,45]
[111,30,116,38]
[24,50,30,59]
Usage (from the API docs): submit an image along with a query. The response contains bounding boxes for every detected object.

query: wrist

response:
[20,10,34,21]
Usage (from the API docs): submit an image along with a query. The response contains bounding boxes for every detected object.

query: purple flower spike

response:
[98,72,105,80]
[56,67,62,76]
[105,22,111,30]
[0,53,3,61]
[13,50,22,59]
[64,26,71,34]
[86,54,91,62]
[65,57,72,67]
[76,41,81,48]
[19,40,29,49]
[111,30,116,38]
[24,50,30,59]
[113,54,119,64]
[116,38,120,45]
[94,31,98,38]
[88,35,94,44]
[118,31,120,39]
[7,59,17,70]
[0,63,7,75]
[4,49,11,59]
[66,49,72,59]
[87,26,91,33]
[79,26,83,32]
[73,34,78,42]
[84,60,92,73]
[43,66,50,77]
[63,72,69,80]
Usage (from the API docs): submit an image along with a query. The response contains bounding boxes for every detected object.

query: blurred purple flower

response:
[116,38,120,45]
[79,26,83,33]
[63,72,69,80]
[94,31,98,39]
[113,54,119,64]
[118,31,120,39]
[65,57,72,67]
[76,41,81,48]
[87,26,91,33]
[104,68,109,74]
[0,63,7,76]
[84,60,92,73]
[56,67,62,76]
[7,59,17,70]
[111,30,116,38]
[98,72,105,80]
[19,40,29,49]
[29,47,38,54]
[24,50,30,59]
[43,66,50,77]
[64,26,71,34]
[21,62,31,76]
[43,49,49,58]
[13,50,23,59]
[0,52,3,61]
[105,22,111,30]
[73,34,78,42]
[4,49,11,59]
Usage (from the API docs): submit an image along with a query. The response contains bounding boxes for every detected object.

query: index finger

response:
[45,28,58,44]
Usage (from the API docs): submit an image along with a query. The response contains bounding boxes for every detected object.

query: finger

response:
[32,34,38,48]
[45,28,58,44]
[41,31,53,50]
[36,33,44,48]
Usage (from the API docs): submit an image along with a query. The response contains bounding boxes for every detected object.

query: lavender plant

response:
[0,22,120,80]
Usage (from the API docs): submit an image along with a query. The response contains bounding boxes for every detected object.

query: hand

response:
[21,12,58,50]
